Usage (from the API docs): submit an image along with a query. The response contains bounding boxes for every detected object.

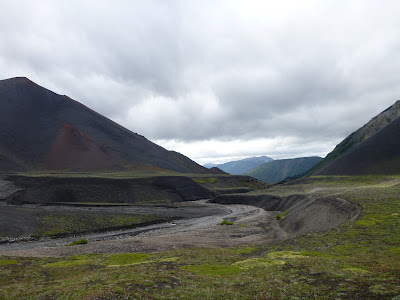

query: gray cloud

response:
[1,0,400,163]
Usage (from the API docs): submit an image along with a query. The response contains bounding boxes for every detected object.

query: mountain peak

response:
[0,77,209,173]
[2,76,34,85]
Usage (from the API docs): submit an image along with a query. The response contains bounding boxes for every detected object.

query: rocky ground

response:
[0,176,362,258]
[0,200,283,257]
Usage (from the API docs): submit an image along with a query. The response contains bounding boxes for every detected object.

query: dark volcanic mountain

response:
[309,100,400,175]
[0,77,208,173]
[246,156,322,183]
[314,115,400,175]
[204,155,273,175]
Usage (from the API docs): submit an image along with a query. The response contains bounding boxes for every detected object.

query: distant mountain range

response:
[0,77,209,173]
[311,100,400,175]
[246,157,322,183]
[204,156,273,175]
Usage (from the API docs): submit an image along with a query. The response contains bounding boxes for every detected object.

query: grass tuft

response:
[220,220,234,225]
[66,239,88,246]
[0,259,18,266]
[107,253,150,266]
[274,211,288,220]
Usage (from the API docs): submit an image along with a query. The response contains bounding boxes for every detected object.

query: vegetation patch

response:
[152,257,180,263]
[265,251,308,259]
[342,265,370,275]
[274,211,288,220]
[43,259,93,268]
[193,177,218,184]
[355,219,376,226]
[232,258,285,269]
[389,246,400,254]
[299,251,334,258]
[0,258,18,266]
[180,264,242,276]
[70,254,95,260]
[369,283,395,295]
[66,238,88,246]
[220,220,234,225]
[107,256,179,267]
[107,253,150,266]
[332,244,370,256]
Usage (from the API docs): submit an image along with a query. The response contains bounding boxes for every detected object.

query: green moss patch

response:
[106,255,179,267]
[220,220,234,225]
[388,246,400,254]
[355,219,376,226]
[107,253,150,266]
[266,251,308,259]
[341,265,370,275]
[193,177,218,184]
[274,211,288,220]
[233,258,285,269]
[43,259,93,268]
[0,259,18,266]
[299,251,334,258]
[66,239,88,246]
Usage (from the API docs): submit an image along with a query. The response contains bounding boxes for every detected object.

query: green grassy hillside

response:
[246,156,322,183]
[204,156,273,175]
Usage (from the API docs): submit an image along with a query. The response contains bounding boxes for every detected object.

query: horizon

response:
[1,1,399,164]
[201,154,324,166]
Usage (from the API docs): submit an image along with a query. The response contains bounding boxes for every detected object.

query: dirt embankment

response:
[193,175,266,190]
[211,193,361,238]
[4,175,216,205]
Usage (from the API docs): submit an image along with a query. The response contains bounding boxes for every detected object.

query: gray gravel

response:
[0,200,282,257]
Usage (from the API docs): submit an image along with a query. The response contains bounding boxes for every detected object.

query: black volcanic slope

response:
[315,116,400,175]
[309,100,400,175]
[0,77,208,173]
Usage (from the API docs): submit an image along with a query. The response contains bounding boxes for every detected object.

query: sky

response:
[1,0,400,165]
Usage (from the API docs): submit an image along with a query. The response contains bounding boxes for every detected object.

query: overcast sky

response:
[1,0,399,164]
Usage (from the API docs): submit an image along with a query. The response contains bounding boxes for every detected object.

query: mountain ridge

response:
[0,77,209,173]
[204,155,273,175]
[246,156,322,183]
[314,116,400,175]
[309,100,400,175]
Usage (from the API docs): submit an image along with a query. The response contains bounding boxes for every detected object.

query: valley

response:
[0,175,399,298]
[0,78,399,298]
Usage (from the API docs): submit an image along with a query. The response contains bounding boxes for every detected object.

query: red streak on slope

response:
[45,122,120,171]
